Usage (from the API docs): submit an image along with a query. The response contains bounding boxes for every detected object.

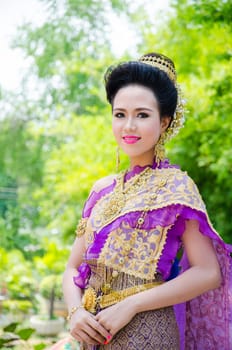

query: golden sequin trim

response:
[75,218,88,238]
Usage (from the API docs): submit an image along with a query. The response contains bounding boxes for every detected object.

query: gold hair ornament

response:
[139,54,186,144]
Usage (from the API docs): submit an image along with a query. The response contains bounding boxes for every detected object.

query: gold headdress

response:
[138,53,185,143]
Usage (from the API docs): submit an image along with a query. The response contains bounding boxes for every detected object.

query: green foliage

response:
[2,323,34,342]
[0,117,50,257]
[39,275,62,300]
[3,300,33,315]
[140,0,232,241]
[0,1,232,324]
[0,322,46,349]
[12,0,135,116]
[0,0,135,317]
[0,322,35,347]
[0,248,37,316]
[0,248,35,299]
[172,0,232,26]
[32,241,69,319]
[33,241,69,275]
[31,113,122,241]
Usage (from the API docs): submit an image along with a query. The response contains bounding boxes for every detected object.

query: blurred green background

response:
[0,0,231,340]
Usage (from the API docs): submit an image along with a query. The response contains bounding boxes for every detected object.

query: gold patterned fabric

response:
[75,218,88,238]
[81,308,179,350]
[88,167,211,233]
[98,222,171,280]
[86,167,216,281]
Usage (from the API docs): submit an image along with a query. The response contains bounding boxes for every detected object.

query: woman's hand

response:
[95,298,136,341]
[70,308,111,345]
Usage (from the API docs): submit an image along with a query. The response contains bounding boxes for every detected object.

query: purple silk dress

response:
[73,159,232,350]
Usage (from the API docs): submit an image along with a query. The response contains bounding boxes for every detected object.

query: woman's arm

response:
[96,219,221,335]
[63,236,110,345]
[62,236,85,311]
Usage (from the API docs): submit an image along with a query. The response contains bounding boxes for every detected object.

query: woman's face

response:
[112,84,170,167]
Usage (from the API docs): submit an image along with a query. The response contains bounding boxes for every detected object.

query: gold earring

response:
[154,134,166,166]
[116,146,120,172]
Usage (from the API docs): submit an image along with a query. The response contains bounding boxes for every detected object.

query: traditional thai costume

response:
[69,159,232,350]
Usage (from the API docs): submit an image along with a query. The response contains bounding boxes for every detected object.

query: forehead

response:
[113,84,158,108]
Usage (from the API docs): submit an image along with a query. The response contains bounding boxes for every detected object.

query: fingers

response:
[103,333,113,345]
[95,316,113,344]
[90,317,111,340]
[71,325,104,345]
[70,310,111,345]
[95,314,113,336]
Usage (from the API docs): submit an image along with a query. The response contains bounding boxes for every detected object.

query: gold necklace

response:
[103,167,151,222]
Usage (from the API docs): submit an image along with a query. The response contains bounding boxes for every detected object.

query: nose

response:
[124,116,136,131]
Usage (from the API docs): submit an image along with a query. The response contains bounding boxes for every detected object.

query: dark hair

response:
[104,53,178,119]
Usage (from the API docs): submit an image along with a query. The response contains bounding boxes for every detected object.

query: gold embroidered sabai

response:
[90,167,208,233]
[86,167,217,280]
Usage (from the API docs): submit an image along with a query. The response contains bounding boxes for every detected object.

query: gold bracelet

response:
[66,305,84,321]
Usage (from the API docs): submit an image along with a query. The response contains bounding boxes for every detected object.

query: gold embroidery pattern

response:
[85,167,217,280]
[89,167,216,234]
[75,218,88,238]
[98,221,172,280]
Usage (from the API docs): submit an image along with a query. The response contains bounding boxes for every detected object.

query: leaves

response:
[0,323,36,349]
[3,323,18,333]
[34,344,47,350]
[16,328,35,341]
[146,0,232,241]
[0,1,232,332]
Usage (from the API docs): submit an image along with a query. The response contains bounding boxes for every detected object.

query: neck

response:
[129,156,155,170]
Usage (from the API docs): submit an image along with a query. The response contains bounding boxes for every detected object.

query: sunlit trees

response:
[0,0,231,323]
[139,0,232,241]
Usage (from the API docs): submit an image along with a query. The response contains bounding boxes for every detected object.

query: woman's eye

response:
[114,113,124,118]
[138,112,149,118]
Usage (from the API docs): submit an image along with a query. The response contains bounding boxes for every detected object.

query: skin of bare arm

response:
[95,219,222,337]
[62,236,111,345]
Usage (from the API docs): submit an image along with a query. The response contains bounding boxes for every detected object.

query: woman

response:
[52,53,232,350]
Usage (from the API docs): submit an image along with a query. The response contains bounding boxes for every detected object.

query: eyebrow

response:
[113,107,154,112]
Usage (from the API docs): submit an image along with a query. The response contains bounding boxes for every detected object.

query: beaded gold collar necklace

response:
[103,167,151,221]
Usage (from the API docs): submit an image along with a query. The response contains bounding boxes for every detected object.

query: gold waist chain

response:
[82,281,163,314]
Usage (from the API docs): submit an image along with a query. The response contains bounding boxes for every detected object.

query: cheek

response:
[145,122,160,136]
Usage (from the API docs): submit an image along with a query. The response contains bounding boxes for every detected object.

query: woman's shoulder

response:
[91,174,116,193]
[82,174,117,218]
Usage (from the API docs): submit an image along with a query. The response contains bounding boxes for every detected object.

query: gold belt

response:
[82,281,163,313]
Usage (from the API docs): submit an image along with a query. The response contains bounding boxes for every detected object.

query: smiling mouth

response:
[122,136,141,144]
